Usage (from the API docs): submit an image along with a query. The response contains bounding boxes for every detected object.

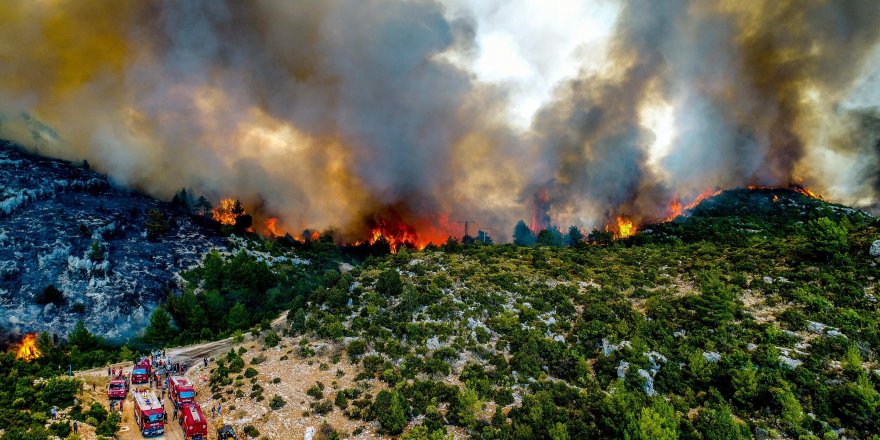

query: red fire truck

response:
[169,376,196,408]
[107,377,128,400]
[179,403,208,440]
[131,359,151,384]
[133,390,165,437]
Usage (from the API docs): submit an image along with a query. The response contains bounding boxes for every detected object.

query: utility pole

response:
[457,220,475,238]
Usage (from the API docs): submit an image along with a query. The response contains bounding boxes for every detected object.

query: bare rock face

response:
[870,240,880,257]
[0,142,224,339]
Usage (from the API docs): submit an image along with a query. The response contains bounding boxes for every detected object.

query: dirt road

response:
[73,336,247,439]
[72,312,290,439]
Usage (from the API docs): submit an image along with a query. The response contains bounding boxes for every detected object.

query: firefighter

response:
[73,420,78,434]
[173,406,178,421]
[107,367,110,376]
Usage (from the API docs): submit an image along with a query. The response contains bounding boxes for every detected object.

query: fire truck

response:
[131,359,151,384]
[133,390,165,437]
[179,403,208,440]
[107,377,128,400]
[169,376,196,408]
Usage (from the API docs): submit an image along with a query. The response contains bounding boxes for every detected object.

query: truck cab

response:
[107,378,128,400]
[179,403,208,440]
[169,376,196,408]
[133,390,165,437]
[131,359,151,384]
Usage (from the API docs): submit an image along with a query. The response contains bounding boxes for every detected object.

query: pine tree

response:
[637,399,679,440]
[512,220,536,246]
[143,308,173,346]
[290,308,306,335]
[226,302,249,330]
[376,390,407,434]
[68,320,97,350]
[566,226,584,246]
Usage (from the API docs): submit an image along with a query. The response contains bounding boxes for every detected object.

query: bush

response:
[374,389,407,434]
[228,357,245,373]
[264,330,280,348]
[311,400,334,415]
[347,339,367,359]
[307,383,324,399]
[38,378,82,409]
[244,367,258,379]
[376,269,403,296]
[243,425,260,438]
[269,395,286,410]
[95,411,121,437]
[335,392,349,409]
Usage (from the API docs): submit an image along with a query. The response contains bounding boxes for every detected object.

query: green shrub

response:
[269,395,286,410]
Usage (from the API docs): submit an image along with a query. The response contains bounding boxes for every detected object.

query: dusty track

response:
[71,313,289,439]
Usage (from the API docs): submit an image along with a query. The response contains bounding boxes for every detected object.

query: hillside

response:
[0,141,225,339]
[128,189,879,439]
[3,188,880,440]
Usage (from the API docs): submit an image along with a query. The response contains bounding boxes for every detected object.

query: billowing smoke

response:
[532,0,880,227]
[0,0,879,241]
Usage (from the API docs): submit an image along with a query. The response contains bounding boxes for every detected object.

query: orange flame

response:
[15,334,41,361]
[792,186,822,200]
[606,216,637,239]
[369,223,421,252]
[294,230,321,242]
[665,189,723,221]
[211,198,238,225]
[265,217,282,237]
[747,184,823,200]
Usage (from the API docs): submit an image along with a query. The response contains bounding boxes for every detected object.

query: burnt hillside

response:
[0,141,224,340]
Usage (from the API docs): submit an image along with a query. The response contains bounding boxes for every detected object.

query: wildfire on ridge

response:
[746,184,824,200]
[366,221,422,252]
[665,189,724,221]
[212,198,239,225]
[353,209,455,253]
[294,230,321,242]
[15,334,41,361]
[792,186,823,200]
[607,216,637,239]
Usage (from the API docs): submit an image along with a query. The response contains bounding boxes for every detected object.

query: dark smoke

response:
[0,0,878,238]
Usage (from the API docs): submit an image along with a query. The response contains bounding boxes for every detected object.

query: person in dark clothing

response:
[107,367,110,376]
[164,412,168,423]
[73,421,78,434]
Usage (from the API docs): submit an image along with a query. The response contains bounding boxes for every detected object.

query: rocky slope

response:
[0,141,224,339]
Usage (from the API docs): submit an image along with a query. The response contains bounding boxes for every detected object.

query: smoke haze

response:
[1,0,879,241]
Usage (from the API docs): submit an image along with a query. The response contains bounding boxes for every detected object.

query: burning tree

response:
[212,198,253,234]
[15,334,42,361]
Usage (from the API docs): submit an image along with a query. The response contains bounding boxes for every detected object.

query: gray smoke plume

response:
[0,0,878,241]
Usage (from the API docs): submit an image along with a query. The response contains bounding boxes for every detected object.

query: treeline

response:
[141,237,342,347]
